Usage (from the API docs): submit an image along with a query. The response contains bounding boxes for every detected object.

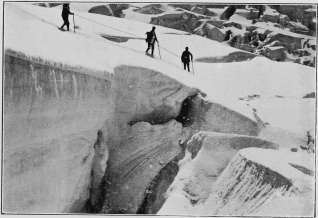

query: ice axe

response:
[157,42,161,59]
[73,14,75,33]
[191,59,194,75]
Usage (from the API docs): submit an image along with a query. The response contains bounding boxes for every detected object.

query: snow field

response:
[3,3,316,215]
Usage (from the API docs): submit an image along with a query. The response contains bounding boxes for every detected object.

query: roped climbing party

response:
[59,4,194,74]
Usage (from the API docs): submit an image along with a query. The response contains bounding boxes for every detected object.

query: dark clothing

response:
[145,31,158,43]
[61,5,74,31]
[184,62,190,72]
[146,42,155,55]
[181,50,193,63]
[181,50,193,72]
[146,30,158,56]
[62,17,70,26]
[62,4,73,18]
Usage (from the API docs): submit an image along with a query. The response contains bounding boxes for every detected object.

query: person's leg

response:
[61,18,66,28]
[66,19,70,31]
[187,62,190,72]
[184,62,186,70]
[151,43,154,56]
[61,16,68,29]
[146,42,151,53]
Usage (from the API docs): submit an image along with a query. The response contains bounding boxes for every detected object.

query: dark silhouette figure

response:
[181,47,193,72]
[61,4,74,31]
[145,26,158,56]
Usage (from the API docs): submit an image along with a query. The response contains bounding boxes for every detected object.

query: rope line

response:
[158,45,179,58]
[75,14,181,59]
[75,14,140,38]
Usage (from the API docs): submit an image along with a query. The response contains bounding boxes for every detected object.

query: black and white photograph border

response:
[1,0,317,217]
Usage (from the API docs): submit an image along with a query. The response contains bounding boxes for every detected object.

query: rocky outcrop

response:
[193,19,226,38]
[226,32,251,49]
[220,6,236,20]
[263,46,287,61]
[88,4,129,18]
[303,92,315,98]
[274,5,316,36]
[205,24,228,42]
[150,10,209,33]
[286,21,310,34]
[190,6,217,17]
[260,6,281,23]
[260,32,304,50]
[33,3,62,8]
[133,5,165,15]
[168,4,194,11]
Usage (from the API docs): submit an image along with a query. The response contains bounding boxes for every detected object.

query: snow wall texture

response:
[3,50,261,214]
[158,132,314,216]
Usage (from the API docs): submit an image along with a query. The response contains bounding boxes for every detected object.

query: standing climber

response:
[60,3,74,31]
[145,26,159,56]
[181,47,193,72]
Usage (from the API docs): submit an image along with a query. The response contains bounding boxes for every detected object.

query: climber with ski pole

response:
[60,3,74,31]
[181,47,193,73]
[145,26,159,57]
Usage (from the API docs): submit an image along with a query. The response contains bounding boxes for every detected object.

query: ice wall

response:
[201,148,315,216]
[203,152,296,215]
[158,136,314,216]
[3,53,112,213]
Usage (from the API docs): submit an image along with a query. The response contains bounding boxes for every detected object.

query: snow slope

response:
[5,2,315,137]
[3,3,316,215]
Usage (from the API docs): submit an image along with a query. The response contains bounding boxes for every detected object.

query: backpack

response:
[145,32,152,43]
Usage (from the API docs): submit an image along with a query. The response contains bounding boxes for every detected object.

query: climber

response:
[145,26,159,56]
[60,3,74,31]
[307,131,314,145]
[304,131,315,153]
[181,47,193,72]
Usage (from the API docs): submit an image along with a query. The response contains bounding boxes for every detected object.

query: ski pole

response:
[191,59,194,75]
[73,14,75,33]
[157,42,161,59]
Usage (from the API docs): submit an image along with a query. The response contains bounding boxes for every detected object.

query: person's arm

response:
[190,52,193,60]
[181,52,184,62]
[69,8,74,15]
[155,33,158,42]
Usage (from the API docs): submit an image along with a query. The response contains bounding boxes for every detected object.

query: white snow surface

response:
[158,143,314,216]
[240,147,314,189]
[4,3,316,141]
[3,3,317,216]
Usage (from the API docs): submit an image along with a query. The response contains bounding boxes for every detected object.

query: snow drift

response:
[158,132,314,216]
